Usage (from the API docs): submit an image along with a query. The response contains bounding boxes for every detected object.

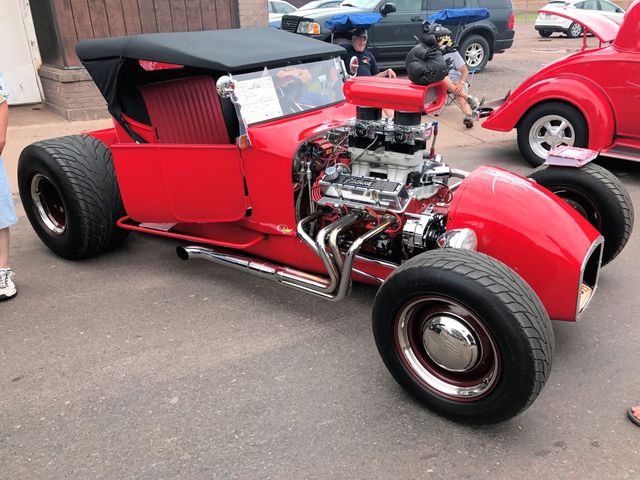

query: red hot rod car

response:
[483,0,640,166]
[18,28,633,424]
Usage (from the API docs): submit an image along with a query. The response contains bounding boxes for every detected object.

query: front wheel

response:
[517,101,588,167]
[372,249,554,424]
[459,34,490,72]
[528,163,633,265]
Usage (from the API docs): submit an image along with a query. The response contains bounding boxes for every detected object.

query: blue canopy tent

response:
[426,8,490,25]
[324,13,383,33]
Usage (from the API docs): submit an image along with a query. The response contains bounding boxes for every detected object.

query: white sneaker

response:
[0,268,17,301]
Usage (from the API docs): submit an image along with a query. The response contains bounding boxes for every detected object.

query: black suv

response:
[280,0,515,72]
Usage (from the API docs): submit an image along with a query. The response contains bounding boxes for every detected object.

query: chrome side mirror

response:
[216,75,235,98]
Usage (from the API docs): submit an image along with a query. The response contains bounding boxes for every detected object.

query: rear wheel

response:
[538,29,552,38]
[372,249,554,424]
[517,101,588,167]
[18,134,128,259]
[528,163,633,265]
[567,22,583,38]
[459,34,490,73]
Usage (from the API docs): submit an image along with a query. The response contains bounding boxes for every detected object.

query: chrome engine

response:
[293,107,468,257]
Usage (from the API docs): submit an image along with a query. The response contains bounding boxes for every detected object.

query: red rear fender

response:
[482,75,615,150]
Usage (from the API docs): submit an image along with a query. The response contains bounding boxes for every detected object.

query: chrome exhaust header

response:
[177,213,391,301]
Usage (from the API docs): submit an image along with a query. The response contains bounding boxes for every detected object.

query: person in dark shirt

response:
[342,28,396,79]
[342,28,395,117]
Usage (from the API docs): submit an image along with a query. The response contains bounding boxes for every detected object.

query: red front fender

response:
[482,75,615,151]
[447,166,603,322]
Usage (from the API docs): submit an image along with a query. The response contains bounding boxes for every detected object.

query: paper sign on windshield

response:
[234,76,283,124]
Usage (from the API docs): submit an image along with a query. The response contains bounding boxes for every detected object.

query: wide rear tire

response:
[528,163,633,265]
[372,249,554,424]
[18,134,128,259]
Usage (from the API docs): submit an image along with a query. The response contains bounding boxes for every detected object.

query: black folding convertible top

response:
[76,27,345,135]
[77,27,344,72]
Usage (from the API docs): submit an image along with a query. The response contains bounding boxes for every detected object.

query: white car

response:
[535,0,625,38]
[268,0,297,23]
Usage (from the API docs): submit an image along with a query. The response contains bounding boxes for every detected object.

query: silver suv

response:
[281,0,515,72]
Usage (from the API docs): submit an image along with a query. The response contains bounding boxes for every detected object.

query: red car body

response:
[17,28,632,423]
[87,78,600,323]
[482,0,640,165]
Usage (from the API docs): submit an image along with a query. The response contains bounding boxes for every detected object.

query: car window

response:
[343,0,381,7]
[395,0,422,11]
[274,2,296,13]
[598,0,619,11]
[579,0,598,9]
[573,1,584,6]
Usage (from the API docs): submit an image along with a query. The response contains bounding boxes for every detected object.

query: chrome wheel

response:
[464,42,485,69]
[529,114,576,161]
[568,23,583,38]
[30,173,66,236]
[395,295,500,400]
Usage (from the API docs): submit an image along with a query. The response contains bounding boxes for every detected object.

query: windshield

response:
[341,0,379,7]
[232,57,347,124]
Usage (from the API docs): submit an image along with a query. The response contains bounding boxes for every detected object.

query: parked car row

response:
[276,0,515,72]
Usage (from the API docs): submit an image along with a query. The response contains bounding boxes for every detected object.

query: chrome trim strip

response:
[576,235,604,321]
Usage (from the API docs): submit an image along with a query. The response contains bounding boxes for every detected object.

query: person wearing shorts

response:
[0,73,18,301]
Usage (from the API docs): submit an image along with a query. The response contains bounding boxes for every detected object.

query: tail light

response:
[508,13,515,30]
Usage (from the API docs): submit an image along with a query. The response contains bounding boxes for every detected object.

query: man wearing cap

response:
[342,28,396,79]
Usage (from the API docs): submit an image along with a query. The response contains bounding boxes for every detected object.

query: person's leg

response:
[0,226,16,300]
[0,227,8,268]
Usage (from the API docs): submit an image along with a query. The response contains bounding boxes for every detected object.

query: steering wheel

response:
[275,74,305,113]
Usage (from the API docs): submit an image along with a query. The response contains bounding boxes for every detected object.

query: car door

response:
[597,0,625,23]
[368,0,426,65]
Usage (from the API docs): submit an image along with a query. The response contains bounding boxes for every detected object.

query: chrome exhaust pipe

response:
[177,245,334,295]
[177,213,390,301]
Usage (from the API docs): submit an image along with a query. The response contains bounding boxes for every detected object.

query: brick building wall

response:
[240,0,269,26]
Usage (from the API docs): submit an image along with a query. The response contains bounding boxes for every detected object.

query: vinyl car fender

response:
[483,75,616,151]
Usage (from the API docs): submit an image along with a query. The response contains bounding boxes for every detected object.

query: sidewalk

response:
[3,102,516,195]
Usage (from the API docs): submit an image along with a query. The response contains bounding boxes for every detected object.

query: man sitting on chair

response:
[437,32,479,128]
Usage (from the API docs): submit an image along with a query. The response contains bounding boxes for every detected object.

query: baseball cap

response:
[352,28,368,38]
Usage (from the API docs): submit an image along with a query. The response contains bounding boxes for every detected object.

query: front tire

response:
[528,163,633,265]
[566,22,583,38]
[372,250,554,424]
[18,134,128,259]
[459,34,490,72]
[517,101,588,167]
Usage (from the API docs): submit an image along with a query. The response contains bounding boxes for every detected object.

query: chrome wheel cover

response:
[395,296,500,400]
[464,43,485,69]
[529,114,576,160]
[30,173,66,236]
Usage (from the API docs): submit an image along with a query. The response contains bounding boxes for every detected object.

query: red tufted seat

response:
[139,76,230,144]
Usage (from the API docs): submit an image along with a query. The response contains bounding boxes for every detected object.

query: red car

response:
[483,0,640,166]
[17,28,633,424]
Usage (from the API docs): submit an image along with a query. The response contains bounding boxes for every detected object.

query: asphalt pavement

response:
[1,22,639,480]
